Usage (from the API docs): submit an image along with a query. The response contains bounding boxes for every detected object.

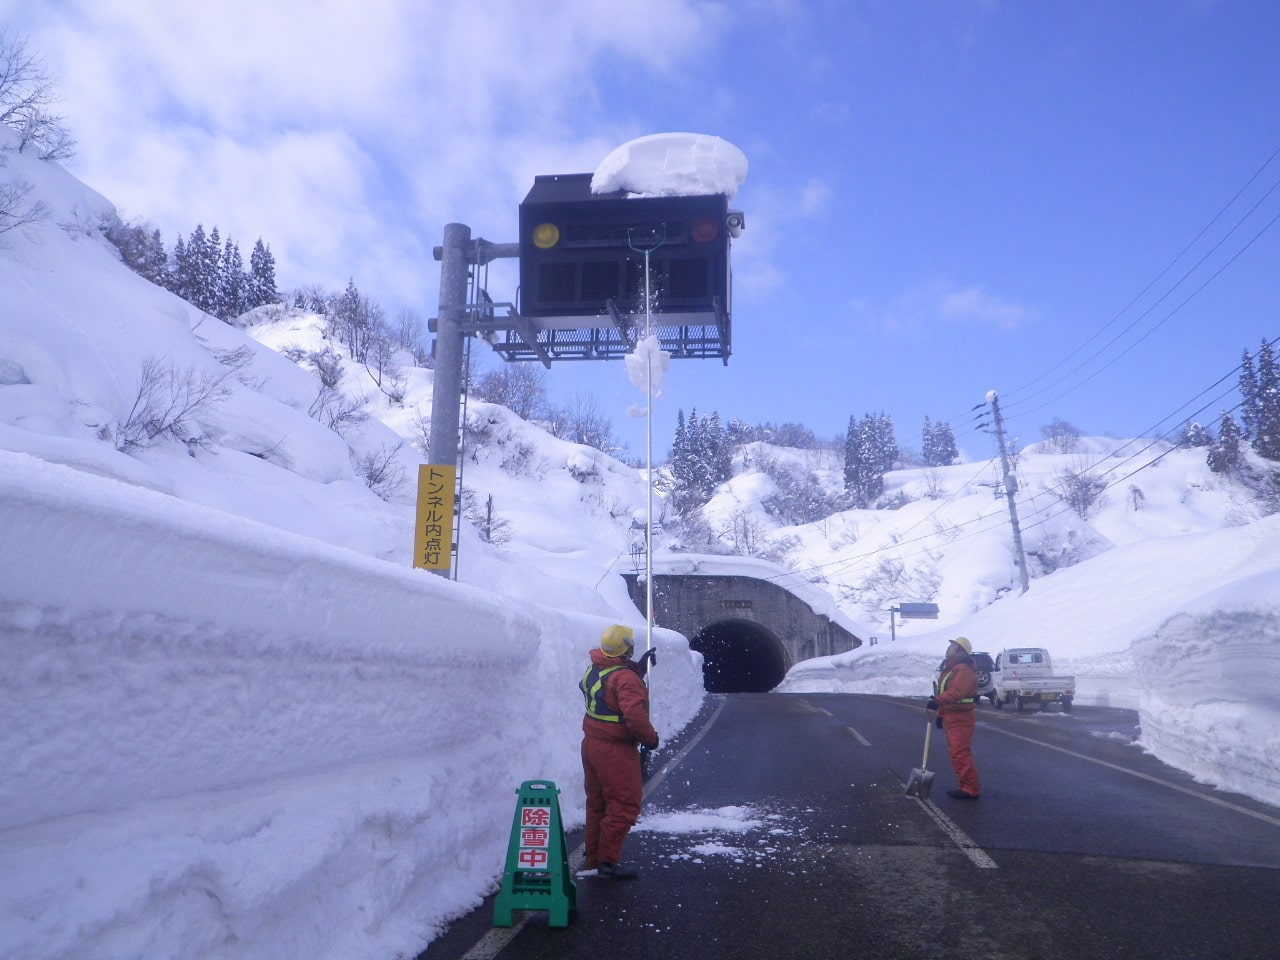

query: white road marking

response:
[457,926,522,960]
[457,697,729,959]
[845,725,871,746]
[643,695,728,800]
[985,722,1280,829]
[915,796,999,869]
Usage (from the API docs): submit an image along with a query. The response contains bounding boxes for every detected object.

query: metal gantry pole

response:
[428,223,471,578]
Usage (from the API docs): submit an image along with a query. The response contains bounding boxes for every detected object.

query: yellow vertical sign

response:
[414,464,457,571]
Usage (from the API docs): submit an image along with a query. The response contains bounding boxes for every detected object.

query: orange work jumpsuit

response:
[937,655,981,797]
[580,648,659,868]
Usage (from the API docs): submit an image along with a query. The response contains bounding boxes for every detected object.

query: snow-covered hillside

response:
[3,127,1279,960]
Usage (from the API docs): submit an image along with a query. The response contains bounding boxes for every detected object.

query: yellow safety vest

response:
[580,664,625,722]
[939,664,976,705]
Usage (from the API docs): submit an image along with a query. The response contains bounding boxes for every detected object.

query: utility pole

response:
[987,390,1030,594]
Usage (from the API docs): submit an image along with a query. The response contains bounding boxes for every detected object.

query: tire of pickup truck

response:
[1063,697,1073,713]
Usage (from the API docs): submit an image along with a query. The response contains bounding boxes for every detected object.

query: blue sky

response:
[6,0,1279,461]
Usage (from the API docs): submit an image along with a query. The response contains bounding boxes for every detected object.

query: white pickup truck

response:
[991,647,1075,713]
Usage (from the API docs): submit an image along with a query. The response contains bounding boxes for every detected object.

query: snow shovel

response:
[904,712,936,799]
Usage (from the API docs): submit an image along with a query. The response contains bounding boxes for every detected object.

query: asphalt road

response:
[419,693,1280,960]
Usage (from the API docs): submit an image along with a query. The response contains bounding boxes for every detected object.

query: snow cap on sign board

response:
[591,133,748,199]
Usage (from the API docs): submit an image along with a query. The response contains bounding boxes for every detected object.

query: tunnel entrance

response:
[690,618,791,693]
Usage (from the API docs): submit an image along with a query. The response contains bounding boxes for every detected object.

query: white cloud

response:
[938,285,1034,328]
[7,0,728,309]
[861,278,1035,334]
[797,176,833,217]
[730,175,833,298]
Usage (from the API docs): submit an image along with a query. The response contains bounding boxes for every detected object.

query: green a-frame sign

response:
[493,780,576,928]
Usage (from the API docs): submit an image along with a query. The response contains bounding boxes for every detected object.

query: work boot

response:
[947,789,979,800]
[598,861,639,880]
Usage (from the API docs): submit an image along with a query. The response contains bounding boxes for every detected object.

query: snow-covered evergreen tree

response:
[1177,421,1213,448]
[140,228,169,289]
[669,408,732,515]
[933,419,958,466]
[170,234,191,301]
[842,415,857,493]
[1253,339,1280,461]
[706,411,732,488]
[687,409,717,504]
[869,412,898,475]
[114,220,278,319]
[221,238,246,319]
[1207,412,1243,474]
[103,218,170,290]
[1239,347,1260,443]
[725,418,753,447]
[178,224,221,316]
[248,238,278,309]
[204,226,225,317]
[844,412,896,506]
[922,416,958,466]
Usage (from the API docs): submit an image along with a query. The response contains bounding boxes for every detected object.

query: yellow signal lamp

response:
[532,222,561,249]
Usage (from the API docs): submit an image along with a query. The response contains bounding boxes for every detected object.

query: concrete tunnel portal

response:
[622,566,861,694]
[692,618,790,693]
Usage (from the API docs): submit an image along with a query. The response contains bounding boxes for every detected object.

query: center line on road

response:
[916,798,999,869]
[844,726,870,746]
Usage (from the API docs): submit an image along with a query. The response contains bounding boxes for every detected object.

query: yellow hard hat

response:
[600,624,635,657]
[952,636,972,654]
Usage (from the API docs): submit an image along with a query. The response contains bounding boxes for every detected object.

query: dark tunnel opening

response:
[690,618,790,693]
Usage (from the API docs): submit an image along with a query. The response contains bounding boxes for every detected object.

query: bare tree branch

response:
[0,30,75,160]
[0,176,49,238]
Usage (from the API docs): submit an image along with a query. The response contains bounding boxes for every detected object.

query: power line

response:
[1006,145,1280,403]
[1002,201,1280,425]
[946,144,1280,437]
[756,339,1279,595]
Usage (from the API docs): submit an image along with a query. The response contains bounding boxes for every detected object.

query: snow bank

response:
[779,513,1280,807]
[0,453,705,959]
[1134,572,1280,808]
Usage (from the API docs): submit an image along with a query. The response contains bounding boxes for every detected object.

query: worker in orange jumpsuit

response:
[580,624,659,879]
[928,636,982,800]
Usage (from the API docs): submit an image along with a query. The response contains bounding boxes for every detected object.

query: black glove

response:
[926,697,940,711]
[639,648,657,668]
[935,715,944,730]
[640,739,658,756]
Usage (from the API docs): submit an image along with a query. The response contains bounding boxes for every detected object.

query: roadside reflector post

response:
[493,780,576,928]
